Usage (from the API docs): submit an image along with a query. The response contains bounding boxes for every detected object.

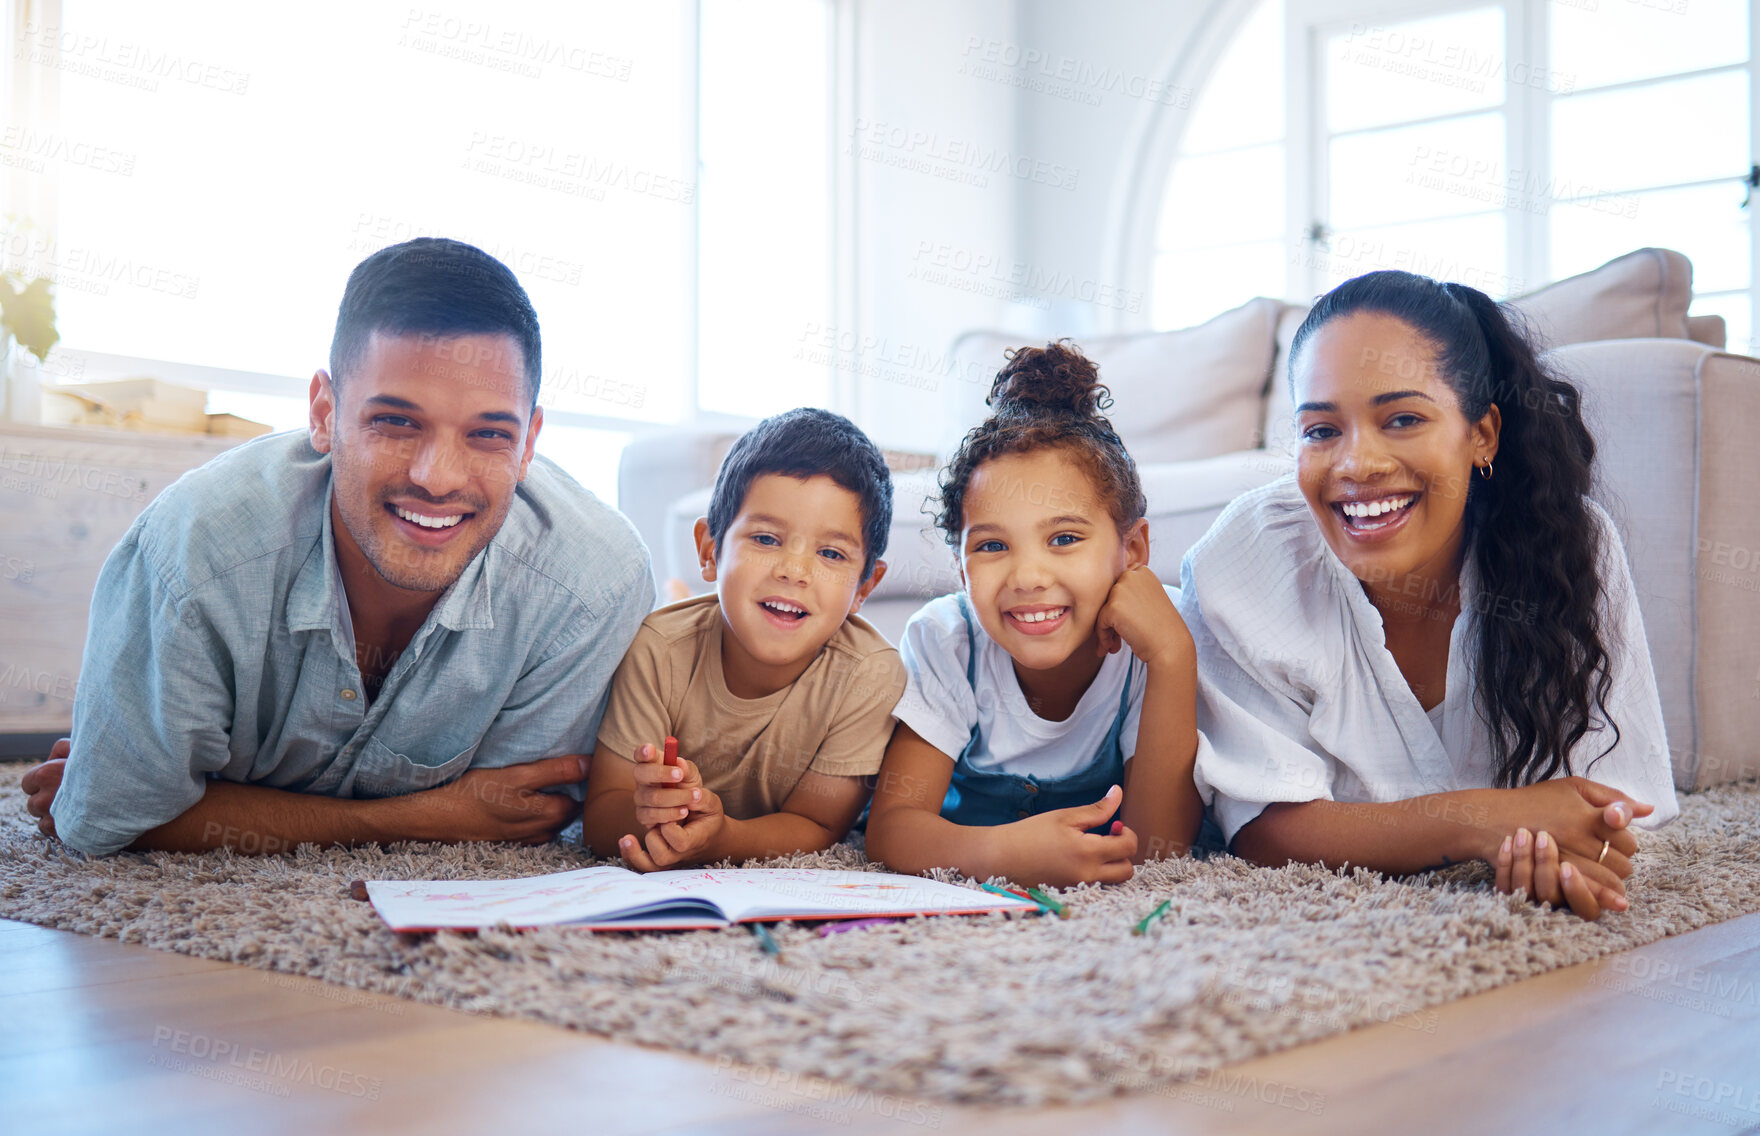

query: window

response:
[6,0,836,499]
[1148,0,1755,354]
[1149,0,1286,330]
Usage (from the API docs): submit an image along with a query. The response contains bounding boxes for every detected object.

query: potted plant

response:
[0,216,59,423]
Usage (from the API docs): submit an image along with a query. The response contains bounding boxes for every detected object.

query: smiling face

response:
[696,473,886,699]
[309,330,540,594]
[959,448,1146,673]
[1292,311,1499,595]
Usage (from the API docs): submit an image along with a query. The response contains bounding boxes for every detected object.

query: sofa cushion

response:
[955,296,1282,467]
[1512,248,1694,349]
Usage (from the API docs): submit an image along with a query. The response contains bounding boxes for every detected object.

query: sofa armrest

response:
[1546,338,1760,789]
[618,428,740,594]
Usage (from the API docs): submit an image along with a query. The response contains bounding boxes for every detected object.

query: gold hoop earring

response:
[1478,461,1493,481]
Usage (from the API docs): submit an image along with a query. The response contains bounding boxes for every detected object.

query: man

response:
[21,238,653,855]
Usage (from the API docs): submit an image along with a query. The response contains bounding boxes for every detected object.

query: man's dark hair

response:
[707,408,893,581]
[329,238,542,408]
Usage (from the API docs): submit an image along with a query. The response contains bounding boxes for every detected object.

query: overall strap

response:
[1115,653,1136,723]
[953,593,979,687]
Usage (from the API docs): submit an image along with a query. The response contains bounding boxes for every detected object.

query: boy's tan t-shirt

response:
[595,594,906,819]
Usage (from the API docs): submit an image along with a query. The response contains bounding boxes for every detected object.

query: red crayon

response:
[663,735,680,768]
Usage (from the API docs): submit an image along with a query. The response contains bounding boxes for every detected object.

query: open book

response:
[365,865,1036,931]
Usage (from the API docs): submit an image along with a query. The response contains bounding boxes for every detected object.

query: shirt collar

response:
[286,482,498,650]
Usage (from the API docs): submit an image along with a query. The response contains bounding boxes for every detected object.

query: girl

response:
[866,342,1206,887]
[1178,270,1677,921]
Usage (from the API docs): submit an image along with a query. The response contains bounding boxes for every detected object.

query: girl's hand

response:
[999,785,1138,887]
[1094,565,1193,668]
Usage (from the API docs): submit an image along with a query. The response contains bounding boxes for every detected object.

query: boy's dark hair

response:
[707,408,893,581]
[329,238,543,409]
[935,340,1145,548]
[1288,269,1615,789]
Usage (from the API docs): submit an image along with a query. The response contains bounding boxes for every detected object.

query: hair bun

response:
[988,340,1111,417]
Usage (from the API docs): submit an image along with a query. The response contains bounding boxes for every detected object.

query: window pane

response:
[1550,182,1750,294]
[1157,144,1284,250]
[204,390,307,434]
[1689,292,1754,358]
[1551,70,1748,196]
[1327,7,1505,135]
[697,0,831,418]
[1151,239,1286,329]
[532,424,632,504]
[1319,213,1513,296]
[1181,0,1283,153]
[1329,112,1505,230]
[44,0,692,426]
[1551,0,1748,94]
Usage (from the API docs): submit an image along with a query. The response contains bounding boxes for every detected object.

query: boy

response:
[582,408,905,870]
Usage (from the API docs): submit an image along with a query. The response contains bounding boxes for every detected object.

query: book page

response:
[366,865,728,930]
[640,868,1034,922]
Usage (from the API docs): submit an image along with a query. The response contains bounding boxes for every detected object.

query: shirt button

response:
[1017,809,1030,819]
[341,689,357,701]
[1022,782,1038,793]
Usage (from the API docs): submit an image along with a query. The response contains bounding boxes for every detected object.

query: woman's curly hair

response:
[1289,271,1619,788]
[934,340,1146,548]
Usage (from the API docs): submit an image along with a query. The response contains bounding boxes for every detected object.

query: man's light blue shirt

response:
[51,430,654,855]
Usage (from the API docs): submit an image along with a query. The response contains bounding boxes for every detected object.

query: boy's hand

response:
[630,740,710,829]
[1095,565,1194,668]
[998,785,1138,887]
[619,787,728,872]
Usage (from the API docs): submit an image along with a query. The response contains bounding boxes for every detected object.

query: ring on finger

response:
[1598,840,1610,864]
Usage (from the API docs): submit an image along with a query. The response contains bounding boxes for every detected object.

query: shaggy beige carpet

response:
[3,760,1758,1107]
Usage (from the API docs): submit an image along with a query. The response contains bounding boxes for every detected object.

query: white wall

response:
[848,0,1224,455]
[845,0,1020,456]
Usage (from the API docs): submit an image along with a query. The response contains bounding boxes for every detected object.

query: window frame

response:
[1128,0,1759,351]
[3,0,843,460]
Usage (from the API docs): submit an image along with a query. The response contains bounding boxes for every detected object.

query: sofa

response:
[618,248,1760,792]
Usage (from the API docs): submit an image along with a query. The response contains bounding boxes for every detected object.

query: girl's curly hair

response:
[934,340,1146,548]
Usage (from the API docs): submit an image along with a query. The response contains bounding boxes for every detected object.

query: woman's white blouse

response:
[1175,475,1679,843]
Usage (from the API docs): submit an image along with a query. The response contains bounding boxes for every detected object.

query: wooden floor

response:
[6,914,1760,1136]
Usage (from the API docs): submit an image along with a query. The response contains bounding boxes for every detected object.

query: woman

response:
[1178,270,1677,920]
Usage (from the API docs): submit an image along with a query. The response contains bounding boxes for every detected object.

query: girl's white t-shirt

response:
[893,591,1170,780]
